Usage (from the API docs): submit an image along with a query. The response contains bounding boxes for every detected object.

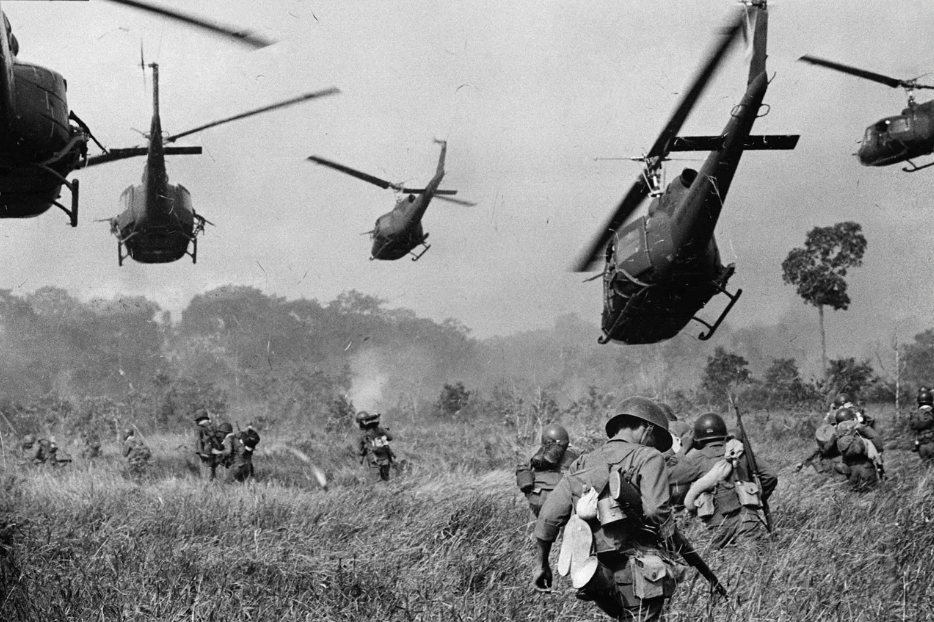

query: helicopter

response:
[573,0,799,345]
[308,140,474,261]
[0,0,272,228]
[798,55,934,172]
[81,62,339,265]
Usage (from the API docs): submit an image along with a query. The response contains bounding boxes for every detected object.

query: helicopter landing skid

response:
[694,285,743,341]
[902,159,934,173]
[37,165,78,227]
[409,243,431,262]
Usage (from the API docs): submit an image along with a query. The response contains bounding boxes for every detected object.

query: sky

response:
[1,0,933,362]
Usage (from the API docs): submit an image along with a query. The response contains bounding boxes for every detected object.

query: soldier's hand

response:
[534,566,553,591]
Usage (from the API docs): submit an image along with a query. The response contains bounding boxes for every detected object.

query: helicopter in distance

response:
[81,62,338,265]
[0,0,273,228]
[799,55,934,172]
[308,140,475,261]
[573,0,799,345]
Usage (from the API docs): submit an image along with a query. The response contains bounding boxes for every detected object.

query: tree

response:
[825,357,876,400]
[902,329,934,388]
[781,222,867,378]
[762,358,817,408]
[700,347,751,405]
[436,382,471,418]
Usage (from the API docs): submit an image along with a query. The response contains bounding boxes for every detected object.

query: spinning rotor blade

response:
[105,0,275,49]
[572,13,744,272]
[82,145,202,168]
[307,155,394,190]
[398,187,459,195]
[167,88,340,143]
[798,55,934,91]
[435,195,476,207]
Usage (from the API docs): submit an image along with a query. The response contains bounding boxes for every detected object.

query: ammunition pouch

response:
[712,482,742,515]
[735,481,761,509]
[630,554,677,600]
[515,465,535,493]
[694,491,715,518]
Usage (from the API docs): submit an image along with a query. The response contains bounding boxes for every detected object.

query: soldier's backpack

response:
[815,424,839,457]
[909,407,934,432]
[368,431,393,464]
[835,421,866,460]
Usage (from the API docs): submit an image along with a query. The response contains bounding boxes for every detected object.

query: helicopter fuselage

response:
[857,100,934,166]
[0,13,85,224]
[600,70,769,344]
[371,192,432,260]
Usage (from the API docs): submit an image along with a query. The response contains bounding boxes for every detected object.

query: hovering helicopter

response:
[0,0,273,228]
[798,55,934,172]
[81,62,338,265]
[573,1,799,345]
[308,140,474,261]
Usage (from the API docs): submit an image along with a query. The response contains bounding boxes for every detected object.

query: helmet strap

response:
[639,424,654,447]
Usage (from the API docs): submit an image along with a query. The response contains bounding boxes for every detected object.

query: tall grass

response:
[1,410,932,621]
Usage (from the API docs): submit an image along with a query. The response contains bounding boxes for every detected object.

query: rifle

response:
[728,395,773,533]
[613,470,728,599]
[672,527,728,598]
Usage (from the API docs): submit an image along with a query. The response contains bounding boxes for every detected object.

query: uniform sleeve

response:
[220,434,234,458]
[533,472,574,542]
[756,458,778,501]
[860,425,883,453]
[637,451,672,525]
[667,452,706,505]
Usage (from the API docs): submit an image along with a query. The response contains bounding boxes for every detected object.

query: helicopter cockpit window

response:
[888,117,910,135]
[616,223,643,255]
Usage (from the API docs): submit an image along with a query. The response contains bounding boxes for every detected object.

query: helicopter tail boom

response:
[669,134,799,152]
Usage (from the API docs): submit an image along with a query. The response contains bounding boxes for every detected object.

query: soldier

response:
[834,408,884,488]
[909,386,934,462]
[216,423,259,483]
[78,431,102,460]
[193,409,221,480]
[122,428,151,477]
[356,411,395,481]
[516,423,580,517]
[668,412,777,549]
[533,397,686,621]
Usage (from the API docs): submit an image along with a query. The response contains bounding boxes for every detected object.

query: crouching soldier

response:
[910,386,934,462]
[217,424,260,483]
[833,408,884,489]
[123,428,151,477]
[533,397,695,621]
[357,411,395,482]
[669,413,777,549]
[516,423,580,517]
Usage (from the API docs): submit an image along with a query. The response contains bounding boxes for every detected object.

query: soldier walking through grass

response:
[533,397,692,621]
[356,411,395,482]
[123,428,151,478]
[216,424,260,483]
[193,409,222,480]
[516,423,580,517]
[668,413,777,549]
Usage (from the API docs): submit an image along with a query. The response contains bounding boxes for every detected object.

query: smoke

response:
[348,348,389,414]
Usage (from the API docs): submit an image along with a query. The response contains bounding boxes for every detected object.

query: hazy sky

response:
[2,0,933,359]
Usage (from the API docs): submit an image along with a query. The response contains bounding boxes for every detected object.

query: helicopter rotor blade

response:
[398,187,458,195]
[572,13,744,272]
[104,0,275,49]
[307,155,394,190]
[166,88,340,143]
[434,195,476,207]
[798,55,934,90]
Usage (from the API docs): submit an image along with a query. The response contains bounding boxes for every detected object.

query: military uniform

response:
[123,432,151,477]
[359,425,395,481]
[668,440,777,549]
[910,392,934,462]
[517,446,580,517]
[219,431,256,482]
[194,412,221,480]
[20,436,43,464]
[836,421,883,488]
[535,398,683,622]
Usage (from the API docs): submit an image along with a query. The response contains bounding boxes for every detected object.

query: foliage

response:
[780,221,867,311]
[700,347,751,405]
[902,329,934,388]
[761,358,819,408]
[825,357,877,400]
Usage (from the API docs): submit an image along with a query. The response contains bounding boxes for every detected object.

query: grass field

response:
[1,409,932,621]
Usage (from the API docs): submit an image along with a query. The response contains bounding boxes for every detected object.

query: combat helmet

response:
[122,428,134,440]
[693,413,728,444]
[604,396,673,453]
[835,407,858,424]
[832,393,852,409]
[194,409,210,425]
[918,386,933,407]
[658,402,677,422]
[217,422,234,435]
[21,434,35,446]
[355,411,380,428]
[541,423,570,448]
